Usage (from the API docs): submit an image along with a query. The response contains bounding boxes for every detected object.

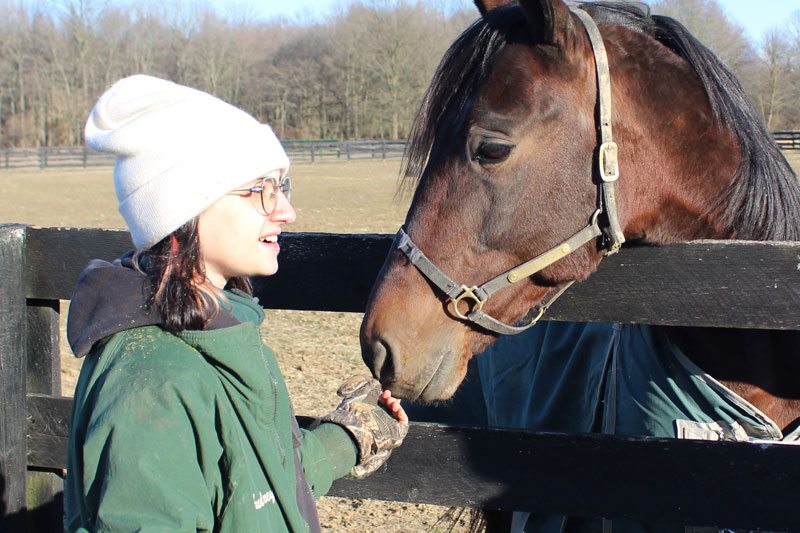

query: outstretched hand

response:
[321,375,409,477]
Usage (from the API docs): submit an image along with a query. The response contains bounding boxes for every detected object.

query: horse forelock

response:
[403,1,800,241]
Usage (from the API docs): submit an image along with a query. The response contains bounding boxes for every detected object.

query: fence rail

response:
[3,224,800,531]
[3,132,798,170]
[773,130,800,150]
[0,140,408,170]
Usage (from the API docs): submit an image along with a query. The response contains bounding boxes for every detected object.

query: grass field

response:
[0,159,411,233]
[4,153,800,532]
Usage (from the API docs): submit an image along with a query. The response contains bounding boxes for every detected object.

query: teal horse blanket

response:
[408,322,799,532]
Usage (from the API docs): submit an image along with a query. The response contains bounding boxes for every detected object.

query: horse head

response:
[360,0,799,401]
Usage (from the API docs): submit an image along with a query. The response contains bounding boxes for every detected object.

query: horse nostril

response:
[362,339,384,377]
[362,339,396,384]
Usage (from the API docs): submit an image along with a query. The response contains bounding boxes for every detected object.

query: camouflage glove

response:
[321,375,408,478]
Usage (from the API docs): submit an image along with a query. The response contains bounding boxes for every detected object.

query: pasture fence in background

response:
[2,132,797,170]
[773,130,800,150]
[0,140,408,170]
[2,223,800,532]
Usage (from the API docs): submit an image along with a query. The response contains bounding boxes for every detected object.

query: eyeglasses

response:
[231,176,292,216]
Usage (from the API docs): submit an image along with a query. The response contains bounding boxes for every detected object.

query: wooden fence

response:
[773,130,800,150]
[0,140,408,170]
[2,224,800,532]
[2,134,798,170]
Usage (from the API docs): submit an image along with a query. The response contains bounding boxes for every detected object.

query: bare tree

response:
[0,2,35,145]
[647,0,759,89]
[327,6,377,139]
[6,0,793,147]
[124,7,171,79]
[781,11,800,128]
[754,28,793,129]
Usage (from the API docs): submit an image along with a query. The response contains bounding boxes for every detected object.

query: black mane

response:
[403,1,800,241]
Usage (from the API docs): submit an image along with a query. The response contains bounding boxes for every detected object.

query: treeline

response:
[650,0,800,132]
[1,0,798,148]
[0,0,473,146]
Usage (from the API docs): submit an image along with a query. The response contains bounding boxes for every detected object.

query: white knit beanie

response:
[85,74,290,250]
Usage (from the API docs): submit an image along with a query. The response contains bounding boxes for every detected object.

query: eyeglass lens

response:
[261,176,291,215]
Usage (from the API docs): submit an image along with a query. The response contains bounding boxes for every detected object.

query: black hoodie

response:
[67,252,238,358]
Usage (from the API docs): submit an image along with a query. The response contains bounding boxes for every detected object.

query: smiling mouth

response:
[260,235,278,243]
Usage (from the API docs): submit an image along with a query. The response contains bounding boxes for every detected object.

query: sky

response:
[23,0,800,44]
[718,0,800,42]
[214,0,800,43]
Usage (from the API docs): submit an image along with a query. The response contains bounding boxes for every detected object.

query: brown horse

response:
[359,0,800,433]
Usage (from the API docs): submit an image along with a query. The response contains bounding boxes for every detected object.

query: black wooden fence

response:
[1,134,798,170]
[0,140,408,170]
[2,223,800,532]
[773,130,800,150]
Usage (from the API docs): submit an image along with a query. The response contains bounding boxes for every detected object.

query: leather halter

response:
[394,7,625,335]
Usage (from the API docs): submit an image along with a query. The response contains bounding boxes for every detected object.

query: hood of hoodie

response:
[67,252,239,358]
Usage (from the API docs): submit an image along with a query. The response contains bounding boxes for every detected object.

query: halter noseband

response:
[395,7,625,336]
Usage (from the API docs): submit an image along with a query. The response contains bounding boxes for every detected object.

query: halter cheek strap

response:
[572,7,625,253]
[394,7,624,336]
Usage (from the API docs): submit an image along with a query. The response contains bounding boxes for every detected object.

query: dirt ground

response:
[2,159,473,532]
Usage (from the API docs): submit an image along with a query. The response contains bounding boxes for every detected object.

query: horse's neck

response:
[666,326,800,433]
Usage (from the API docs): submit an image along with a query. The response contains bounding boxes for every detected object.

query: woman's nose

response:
[271,190,296,224]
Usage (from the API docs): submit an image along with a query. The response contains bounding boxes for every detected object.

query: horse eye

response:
[473,142,513,164]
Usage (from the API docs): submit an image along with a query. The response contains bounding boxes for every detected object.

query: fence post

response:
[26,296,64,532]
[310,144,315,163]
[82,146,88,168]
[346,142,351,161]
[0,224,28,532]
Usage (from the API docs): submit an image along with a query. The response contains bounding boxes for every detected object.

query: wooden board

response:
[25,299,64,528]
[26,395,71,472]
[25,227,800,329]
[25,227,134,300]
[549,239,800,329]
[0,224,28,525]
[27,397,800,531]
[327,422,800,531]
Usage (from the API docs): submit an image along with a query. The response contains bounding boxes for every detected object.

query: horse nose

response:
[361,337,397,385]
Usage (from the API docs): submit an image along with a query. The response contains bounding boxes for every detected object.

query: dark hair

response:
[134,219,252,332]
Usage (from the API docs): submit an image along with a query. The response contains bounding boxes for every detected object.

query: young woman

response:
[65,74,408,532]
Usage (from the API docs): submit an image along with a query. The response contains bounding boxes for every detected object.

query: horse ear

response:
[473,0,513,17]
[518,0,574,46]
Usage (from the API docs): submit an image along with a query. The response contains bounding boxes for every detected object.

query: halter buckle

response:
[599,141,619,182]
[450,285,486,320]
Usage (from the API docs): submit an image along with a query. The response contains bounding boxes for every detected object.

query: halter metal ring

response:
[522,306,546,327]
[450,285,486,320]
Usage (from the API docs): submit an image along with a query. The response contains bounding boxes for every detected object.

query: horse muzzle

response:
[359,266,471,401]
[360,333,464,401]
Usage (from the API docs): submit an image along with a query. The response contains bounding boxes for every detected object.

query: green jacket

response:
[65,258,357,532]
